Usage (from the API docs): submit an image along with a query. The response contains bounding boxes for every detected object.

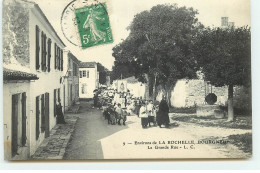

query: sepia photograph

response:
[2,0,252,160]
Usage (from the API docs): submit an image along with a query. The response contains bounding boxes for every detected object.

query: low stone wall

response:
[156,79,251,110]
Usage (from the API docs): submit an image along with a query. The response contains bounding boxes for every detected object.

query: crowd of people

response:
[92,88,171,128]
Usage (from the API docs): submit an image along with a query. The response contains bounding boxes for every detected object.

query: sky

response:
[32,0,251,71]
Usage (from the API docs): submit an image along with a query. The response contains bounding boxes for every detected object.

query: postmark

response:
[60,0,113,49]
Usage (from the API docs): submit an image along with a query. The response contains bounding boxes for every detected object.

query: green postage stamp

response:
[74,3,113,49]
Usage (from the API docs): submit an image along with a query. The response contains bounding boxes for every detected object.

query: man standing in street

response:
[157,95,170,128]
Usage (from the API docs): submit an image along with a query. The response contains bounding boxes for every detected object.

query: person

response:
[157,96,170,128]
[56,100,66,124]
[115,103,123,125]
[93,93,98,108]
[139,101,149,128]
[147,100,155,126]
[83,8,106,43]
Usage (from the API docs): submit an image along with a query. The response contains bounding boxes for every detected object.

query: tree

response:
[193,26,251,121]
[97,63,109,85]
[112,4,203,103]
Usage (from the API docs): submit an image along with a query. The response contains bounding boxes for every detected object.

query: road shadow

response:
[63,100,131,160]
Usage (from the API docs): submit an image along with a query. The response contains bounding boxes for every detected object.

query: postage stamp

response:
[74,3,113,49]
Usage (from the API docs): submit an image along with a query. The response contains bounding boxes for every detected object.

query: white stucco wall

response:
[28,8,65,155]
[79,66,98,98]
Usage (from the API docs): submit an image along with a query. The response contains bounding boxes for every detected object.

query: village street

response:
[60,101,251,160]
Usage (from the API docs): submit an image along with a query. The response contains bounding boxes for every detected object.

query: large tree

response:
[112,4,203,103]
[97,63,109,85]
[193,26,251,121]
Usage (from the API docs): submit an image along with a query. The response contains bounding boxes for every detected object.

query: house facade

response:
[63,51,80,112]
[79,62,99,98]
[3,0,66,160]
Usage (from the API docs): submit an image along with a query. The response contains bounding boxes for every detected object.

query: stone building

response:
[3,0,66,160]
[62,51,80,112]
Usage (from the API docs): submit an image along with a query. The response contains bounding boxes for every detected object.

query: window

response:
[36,96,40,140]
[36,25,40,70]
[80,71,82,78]
[47,39,52,72]
[11,93,27,157]
[83,70,86,77]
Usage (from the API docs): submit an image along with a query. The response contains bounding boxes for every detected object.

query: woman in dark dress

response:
[56,101,66,124]
[156,96,170,128]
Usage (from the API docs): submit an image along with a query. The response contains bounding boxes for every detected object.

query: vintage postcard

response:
[2,0,251,160]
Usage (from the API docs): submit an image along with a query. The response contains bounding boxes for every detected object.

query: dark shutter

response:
[58,88,60,102]
[54,43,57,69]
[47,39,52,72]
[41,94,45,132]
[21,93,27,146]
[57,47,60,70]
[54,89,56,117]
[36,96,40,140]
[12,94,18,157]
[61,49,63,71]
[45,93,50,137]
[41,32,44,71]
[36,25,40,70]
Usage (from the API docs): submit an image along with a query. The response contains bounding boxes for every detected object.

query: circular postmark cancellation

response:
[61,0,113,49]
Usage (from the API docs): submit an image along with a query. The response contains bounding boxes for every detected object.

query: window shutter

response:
[36,25,40,70]
[44,93,50,137]
[54,43,57,69]
[36,96,40,140]
[61,49,63,71]
[54,89,57,117]
[21,93,27,146]
[12,94,18,157]
[57,47,60,70]
[41,94,45,132]
[47,39,52,72]
[41,32,44,71]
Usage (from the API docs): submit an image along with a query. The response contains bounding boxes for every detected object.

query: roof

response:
[68,52,80,65]
[3,68,39,81]
[79,62,96,68]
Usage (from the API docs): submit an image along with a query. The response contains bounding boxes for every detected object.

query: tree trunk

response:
[227,84,234,121]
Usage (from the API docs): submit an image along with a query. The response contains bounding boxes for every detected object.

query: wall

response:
[3,81,31,160]
[28,7,65,156]
[156,79,250,110]
[2,0,30,69]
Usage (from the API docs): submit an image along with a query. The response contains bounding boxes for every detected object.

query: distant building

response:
[63,51,80,112]
[79,62,99,98]
[3,0,65,160]
[221,17,235,28]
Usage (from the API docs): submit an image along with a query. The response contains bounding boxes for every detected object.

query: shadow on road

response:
[63,100,130,160]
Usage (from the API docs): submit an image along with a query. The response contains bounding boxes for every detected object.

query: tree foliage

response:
[97,63,109,84]
[193,26,251,121]
[112,4,204,100]
[193,27,251,87]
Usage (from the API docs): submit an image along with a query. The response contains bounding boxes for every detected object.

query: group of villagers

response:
[93,88,170,128]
